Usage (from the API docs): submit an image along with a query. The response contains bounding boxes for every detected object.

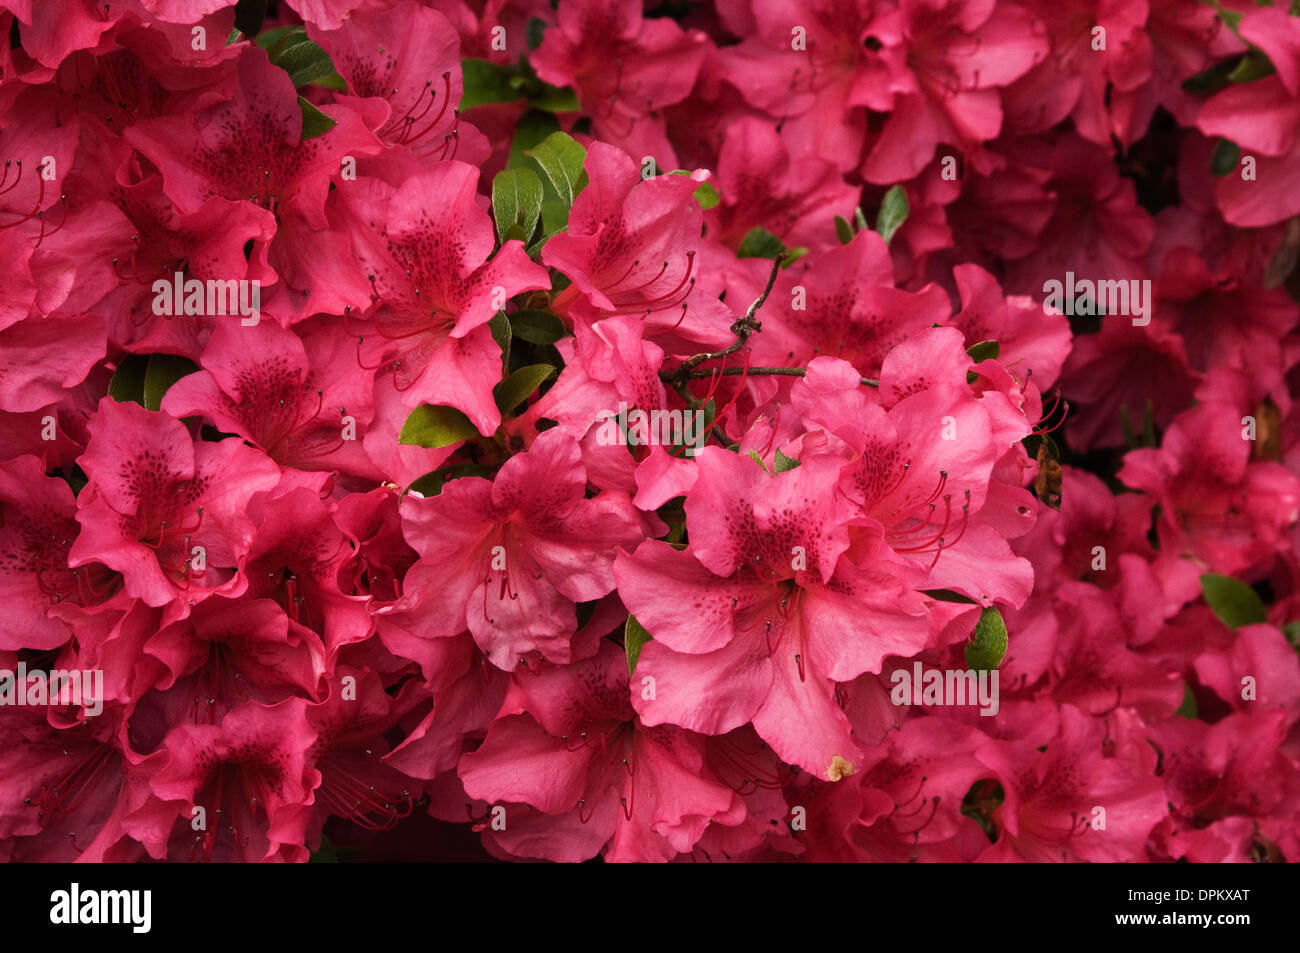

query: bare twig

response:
[662,254,785,383]
[675,366,880,387]
[656,254,880,389]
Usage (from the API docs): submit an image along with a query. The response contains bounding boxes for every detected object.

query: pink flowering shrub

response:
[1,0,1298,864]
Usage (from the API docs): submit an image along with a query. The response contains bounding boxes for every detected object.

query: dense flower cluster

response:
[1,0,1298,863]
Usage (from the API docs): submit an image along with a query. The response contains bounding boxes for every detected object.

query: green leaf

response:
[492,167,544,243]
[692,181,720,210]
[408,462,495,497]
[1120,403,1137,449]
[107,353,150,405]
[460,58,521,109]
[965,606,1008,672]
[309,835,341,863]
[853,206,869,232]
[506,111,559,167]
[493,363,556,416]
[508,111,562,170]
[143,354,199,412]
[513,128,587,242]
[526,17,547,50]
[737,226,786,260]
[919,588,979,604]
[965,340,1000,384]
[233,0,268,36]
[774,449,800,472]
[1175,683,1198,719]
[398,405,481,448]
[524,131,588,209]
[308,834,359,863]
[1200,573,1267,629]
[298,97,337,139]
[274,36,345,89]
[1141,397,1156,448]
[747,449,771,475]
[257,28,345,89]
[874,185,909,245]
[1210,137,1241,177]
[625,615,652,677]
[537,198,568,236]
[834,214,854,245]
[253,25,300,55]
[527,81,580,113]
[509,308,568,345]
[1181,57,1238,94]
[1284,621,1300,647]
[488,311,511,371]
[966,340,1000,364]
[1228,51,1276,84]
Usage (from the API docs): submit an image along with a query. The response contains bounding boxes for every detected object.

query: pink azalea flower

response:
[140,597,327,724]
[458,641,745,862]
[161,317,382,480]
[1119,402,1300,576]
[69,397,281,607]
[144,698,318,862]
[543,141,734,352]
[305,665,423,841]
[0,455,123,647]
[240,470,375,653]
[334,160,550,432]
[394,428,647,669]
[530,0,709,167]
[974,706,1167,861]
[1149,711,1294,861]
[125,47,386,321]
[707,116,857,254]
[616,444,931,779]
[744,230,951,378]
[1197,27,1300,226]
[310,0,490,166]
[0,704,133,861]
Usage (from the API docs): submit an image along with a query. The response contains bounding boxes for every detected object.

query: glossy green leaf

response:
[965,606,1008,672]
[966,340,1000,383]
[399,405,481,448]
[509,309,568,345]
[492,167,544,243]
[692,181,720,210]
[1200,573,1267,629]
[919,588,979,604]
[834,214,854,245]
[625,615,652,677]
[488,311,511,371]
[460,58,520,109]
[524,131,588,208]
[1211,138,1241,177]
[298,97,337,139]
[874,185,909,245]
[107,353,149,405]
[493,363,556,415]
[737,226,785,260]
[143,354,199,412]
